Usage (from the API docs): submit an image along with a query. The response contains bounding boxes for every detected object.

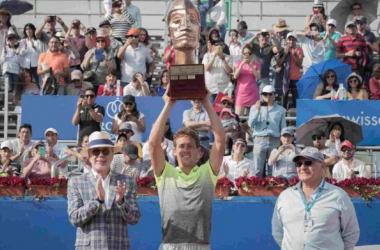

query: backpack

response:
[42,68,59,95]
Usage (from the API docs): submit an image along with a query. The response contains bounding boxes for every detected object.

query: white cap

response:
[45,128,58,135]
[1,141,13,150]
[327,19,337,27]
[259,28,269,34]
[313,0,323,7]
[262,85,275,93]
[286,31,298,40]
[55,31,65,39]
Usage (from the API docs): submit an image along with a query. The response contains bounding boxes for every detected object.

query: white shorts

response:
[159,243,211,250]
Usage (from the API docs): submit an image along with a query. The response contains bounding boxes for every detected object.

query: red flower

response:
[29,177,68,186]
[216,177,234,188]
[0,176,28,187]
[136,177,156,187]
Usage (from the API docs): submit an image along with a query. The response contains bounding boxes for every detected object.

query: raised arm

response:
[201,91,225,175]
[149,87,176,176]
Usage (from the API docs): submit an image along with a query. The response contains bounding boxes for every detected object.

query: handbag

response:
[42,68,59,95]
[83,61,100,83]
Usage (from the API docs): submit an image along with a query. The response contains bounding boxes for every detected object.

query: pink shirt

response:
[289,47,304,81]
[369,77,380,100]
[97,83,123,96]
[22,157,58,179]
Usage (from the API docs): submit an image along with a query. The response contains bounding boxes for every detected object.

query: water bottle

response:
[330,89,337,100]
[335,84,347,100]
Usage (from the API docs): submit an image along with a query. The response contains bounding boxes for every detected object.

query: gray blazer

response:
[68,171,141,250]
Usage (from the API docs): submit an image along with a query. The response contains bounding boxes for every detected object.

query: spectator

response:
[333,141,370,181]
[37,36,69,95]
[118,28,154,87]
[346,3,366,23]
[164,119,174,141]
[84,27,97,50]
[155,70,169,96]
[296,25,329,73]
[336,21,367,75]
[122,72,150,96]
[183,99,211,150]
[311,129,339,177]
[142,130,174,164]
[234,45,260,115]
[220,108,239,155]
[104,0,135,43]
[346,72,368,100]
[163,40,175,70]
[272,147,359,250]
[268,127,299,179]
[97,67,122,96]
[251,29,281,93]
[272,19,290,46]
[277,32,304,109]
[64,19,88,64]
[36,15,68,52]
[320,19,342,61]
[219,138,256,187]
[81,30,115,88]
[0,141,21,177]
[203,37,232,101]
[125,0,142,28]
[305,0,327,32]
[1,34,20,92]
[369,63,380,100]
[98,20,123,58]
[56,31,81,69]
[111,143,143,177]
[66,70,93,95]
[325,123,345,152]
[14,70,39,106]
[237,21,254,45]
[139,27,157,84]
[67,131,140,249]
[193,0,213,32]
[72,87,105,144]
[64,135,91,173]
[22,140,60,179]
[10,123,34,165]
[0,9,18,59]
[111,95,146,144]
[313,69,339,100]
[248,85,286,177]
[356,16,379,86]
[44,128,68,170]
[19,23,41,85]
[116,123,143,159]
[228,29,242,66]
[209,0,227,40]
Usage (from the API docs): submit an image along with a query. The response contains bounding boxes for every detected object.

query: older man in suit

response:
[68,131,141,249]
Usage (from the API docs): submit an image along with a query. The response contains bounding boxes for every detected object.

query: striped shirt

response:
[105,8,135,43]
[336,34,368,70]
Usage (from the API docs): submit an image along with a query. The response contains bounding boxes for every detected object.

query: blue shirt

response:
[320,31,342,60]
[248,103,286,138]
[192,0,213,29]
[238,32,255,45]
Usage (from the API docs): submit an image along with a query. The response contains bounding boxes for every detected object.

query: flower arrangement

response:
[28,177,68,197]
[216,177,235,188]
[235,176,288,193]
[29,177,68,187]
[0,176,28,187]
[136,177,157,189]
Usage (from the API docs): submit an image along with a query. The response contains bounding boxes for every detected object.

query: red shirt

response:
[289,47,304,81]
[369,77,380,100]
[97,83,123,96]
[336,34,368,70]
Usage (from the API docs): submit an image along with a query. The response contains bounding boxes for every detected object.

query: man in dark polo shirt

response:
[72,87,105,144]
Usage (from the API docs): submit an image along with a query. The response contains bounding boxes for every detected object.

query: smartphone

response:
[283,145,292,149]
[112,2,121,8]
[38,146,46,158]
[109,84,114,89]
[217,45,222,50]
[260,101,268,107]
[79,94,85,98]
[49,16,56,22]
[354,171,360,175]
[313,10,318,15]
[73,22,80,29]
[95,49,105,61]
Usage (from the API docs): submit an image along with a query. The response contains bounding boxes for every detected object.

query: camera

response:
[260,101,268,107]
[112,2,121,8]
[73,22,81,29]
[49,16,56,22]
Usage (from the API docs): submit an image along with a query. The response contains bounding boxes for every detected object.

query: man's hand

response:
[355,51,362,57]
[255,100,261,111]
[115,180,127,205]
[346,50,355,57]
[162,140,169,151]
[82,98,90,107]
[48,147,55,158]
[56,16,64,25]
[77,97,83,109]
[200,88,211,106]
[44,16,50,24]
[242,169,249,177]
[284,46,290,55]
[96,177,106,202]
[54,70,64,77]
[223,161,229,175]
[163,84,176,105]
[20,142,25,154]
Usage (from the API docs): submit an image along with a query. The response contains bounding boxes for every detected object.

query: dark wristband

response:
[96,198,104,204]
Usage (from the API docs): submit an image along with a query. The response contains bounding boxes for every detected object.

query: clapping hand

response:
[96,177,106,202]
[115,180,127,205]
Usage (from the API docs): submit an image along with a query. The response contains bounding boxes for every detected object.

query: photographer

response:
[248,85,286,177]
[36,15,68,52]
[105,0,135,43]
[72,87,105,144]
[65,19,88,63]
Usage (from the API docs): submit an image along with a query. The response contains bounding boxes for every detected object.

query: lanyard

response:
[300,179,325,213]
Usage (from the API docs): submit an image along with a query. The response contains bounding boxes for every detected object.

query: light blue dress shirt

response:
[248,103,286,138]
[272,179,360,250]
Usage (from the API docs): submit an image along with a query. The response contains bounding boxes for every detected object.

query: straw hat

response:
[272,19,290,32]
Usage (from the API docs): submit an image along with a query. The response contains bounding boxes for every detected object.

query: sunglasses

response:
[328,24,336,28]
[326,75,335,79]
[313,6,322,9]
[124,102,134,106]
[165,123,170,125]
[296,161,313,167]
[312,135,323,141]
[97,40,105,43]
[243,52,252,55]
[91,148,111,156]
[85,94,95,98]
[353,8,361,11]
[355,21,365,25]
[221,101,232,105]
[119,130,132,134]
[349,79,358,83]
[72,79,81,83]
[341,147,353,152]
[262,93,273,97]
[127,35,139,38]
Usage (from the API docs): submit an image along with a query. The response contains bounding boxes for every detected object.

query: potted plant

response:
[28,177,68,197]
[0,176,27,197]
[215,177,234,197]
[327,178,380,202]
[136,177,158,196]
[236,176,287,196]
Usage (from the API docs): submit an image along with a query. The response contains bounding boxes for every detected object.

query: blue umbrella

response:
[297,59,352,99]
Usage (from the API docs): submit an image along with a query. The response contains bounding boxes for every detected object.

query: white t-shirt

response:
[219,155,257,187]
[122,81,150,96]
[46,142,69,177]
[114,112,145,143]
[332,158,369,181]
[120,43,153,83]
[202,53,232,94]
[142,138,174,162]
[297,35,329,68]
[11,139,35,165]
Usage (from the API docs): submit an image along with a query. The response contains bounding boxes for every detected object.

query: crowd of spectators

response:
[0,0,378,184]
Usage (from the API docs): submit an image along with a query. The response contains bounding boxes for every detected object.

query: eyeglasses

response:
[353,8,361,11]
[312,135,323,141]
[119,130,132,134]
[124,102,134,106]
[313,6,322,9]
[341,147,353,152]
[296,161,313,167]
[91,148,111,156]
[349,79,358,83]
[262,93,273,97]
[326,75,335,79]
[85,94,95,98]
[97,40,105,43]
[355,21,365,25]
[221,101,232,105]
[235,143,246,148]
